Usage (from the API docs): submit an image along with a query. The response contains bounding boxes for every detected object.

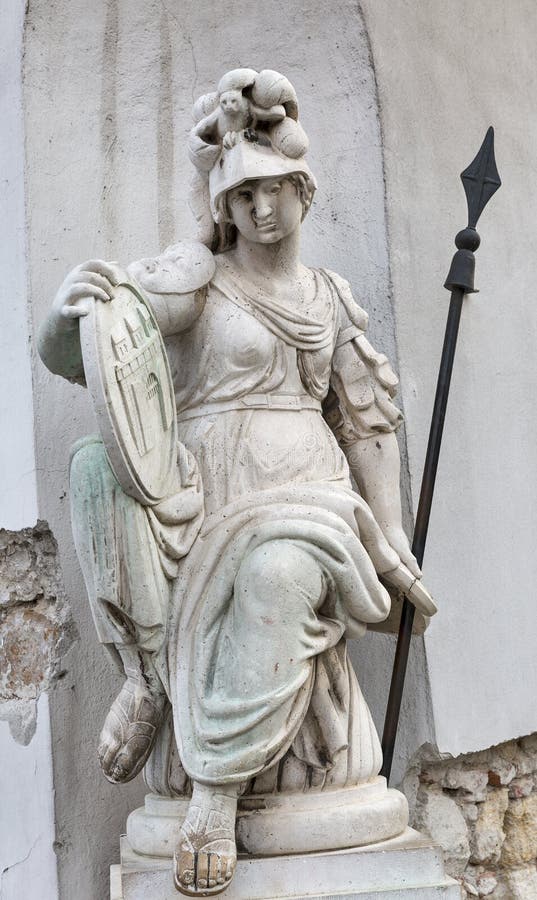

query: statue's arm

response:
[348,430,419,577]
[323,270,419,578]
[39,243,215,380]
[37,259,122,382]
[326,340,419,577]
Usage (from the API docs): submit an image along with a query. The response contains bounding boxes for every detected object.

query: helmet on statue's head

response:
[209,130,317,223]
[188,68,316,248]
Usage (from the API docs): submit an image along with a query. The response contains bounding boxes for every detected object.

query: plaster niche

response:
[27,4,420,895]
[35,65,455,900]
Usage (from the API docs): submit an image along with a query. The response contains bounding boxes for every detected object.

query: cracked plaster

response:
[0,521,75,744]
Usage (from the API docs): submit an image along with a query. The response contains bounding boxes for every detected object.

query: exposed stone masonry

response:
[0,521,75,744]
[405,737,537,899]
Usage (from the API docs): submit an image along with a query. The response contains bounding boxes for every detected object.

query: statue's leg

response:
[69,436,168,783]
[174,539,326,896]
[174,781,240,896]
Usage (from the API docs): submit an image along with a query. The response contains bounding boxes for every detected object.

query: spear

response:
[380,127,502,782]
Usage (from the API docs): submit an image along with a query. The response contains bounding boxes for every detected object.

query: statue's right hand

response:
[53,259,125,319]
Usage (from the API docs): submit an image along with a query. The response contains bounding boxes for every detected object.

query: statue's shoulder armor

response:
[322,268,399,397]
[128,240,216,296]
[320,268,369,333]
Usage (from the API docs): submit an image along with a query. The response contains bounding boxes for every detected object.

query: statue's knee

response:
[237,541,323,606]
[70,434,105,468]
[69,435,114,487]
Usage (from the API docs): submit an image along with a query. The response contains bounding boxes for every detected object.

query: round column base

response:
[127,776,409,859]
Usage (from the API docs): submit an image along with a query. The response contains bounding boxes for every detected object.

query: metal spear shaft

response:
[380,127,501,782]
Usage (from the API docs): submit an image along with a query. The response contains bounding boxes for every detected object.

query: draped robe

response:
[71,257,404,788]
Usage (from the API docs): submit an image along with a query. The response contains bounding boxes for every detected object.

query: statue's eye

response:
[238,191,252,201]
[270,183,282,194]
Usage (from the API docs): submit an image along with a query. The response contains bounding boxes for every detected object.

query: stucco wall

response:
[1,0,38,530]
[0,696,58,900]
[361,0,537,757]
[23,1,433,897]
[0,3,57,897]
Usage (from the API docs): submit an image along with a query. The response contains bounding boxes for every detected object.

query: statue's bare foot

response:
[97,676,166,783]
[174,784,238,896]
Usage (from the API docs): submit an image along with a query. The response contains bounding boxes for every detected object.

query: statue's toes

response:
[196,849,209,888]
[101,754,128,784]
[173,846,235,895]
[209,849,234,887]
[174,848,195,891]
[208,851,221,887]
[102,744,141,783]
[98,735,134,783]
[197,849,235,890]
[99,721,158,783]
[224,853,235,883]
[97,732,121,778]
[108,758,130,783]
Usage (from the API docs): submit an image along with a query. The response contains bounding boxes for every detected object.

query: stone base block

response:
[111,828,464,899]
[127,778,409,858]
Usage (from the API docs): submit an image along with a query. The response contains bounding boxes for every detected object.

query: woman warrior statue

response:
[38,68,435,896]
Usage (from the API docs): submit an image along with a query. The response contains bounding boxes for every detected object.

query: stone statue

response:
[38,68,436,897]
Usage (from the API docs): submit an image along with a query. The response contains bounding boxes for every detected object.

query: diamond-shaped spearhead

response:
[461,126,501,230]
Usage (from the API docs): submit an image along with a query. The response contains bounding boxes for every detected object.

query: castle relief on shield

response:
[38,68,437,897]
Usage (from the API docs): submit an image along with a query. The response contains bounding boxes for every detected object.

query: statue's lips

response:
[255,221,277,231]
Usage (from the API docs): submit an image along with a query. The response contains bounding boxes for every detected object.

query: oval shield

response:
[80,281,178,504]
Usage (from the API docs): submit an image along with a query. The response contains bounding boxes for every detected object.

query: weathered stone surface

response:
[441,768,489,802]
[469,789,508,865]
[413,785,470,876]
[490,865,537,899]
[520,735,537,756]
[461,803,479,825]
[488,763,516,788]
[500,795,537,867]
[462,881,479,897]
[475,871,497,896]
[407,735,537,897]
[492,743,535,778]
[116,829,465,899]
[0,520,61,608]
[509,776,534,800]
[0,521,75,743]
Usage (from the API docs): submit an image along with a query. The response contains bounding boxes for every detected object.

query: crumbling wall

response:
[405,736,537,899]
[0,521,76,744]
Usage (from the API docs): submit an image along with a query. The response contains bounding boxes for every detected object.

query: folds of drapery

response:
[69,435,204,656]
[168,480,397,785]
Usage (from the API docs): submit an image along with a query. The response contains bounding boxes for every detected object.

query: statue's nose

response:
[253,199,272,221]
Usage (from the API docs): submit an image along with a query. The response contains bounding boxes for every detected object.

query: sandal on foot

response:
[98,678,165,783]
[173,819,236,896]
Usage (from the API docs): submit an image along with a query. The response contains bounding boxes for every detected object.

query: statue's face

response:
[227,176,302,244]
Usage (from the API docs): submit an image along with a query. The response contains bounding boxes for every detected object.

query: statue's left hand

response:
[381,560,437,617]
[382,524,421,578]
[53,259,126,320]
[380,524,437,616]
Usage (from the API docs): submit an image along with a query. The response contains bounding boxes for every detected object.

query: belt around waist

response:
[177,393,322,422]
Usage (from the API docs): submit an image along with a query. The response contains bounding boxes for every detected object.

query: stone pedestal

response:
[127,778,408,858]
[111,828,463,899]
